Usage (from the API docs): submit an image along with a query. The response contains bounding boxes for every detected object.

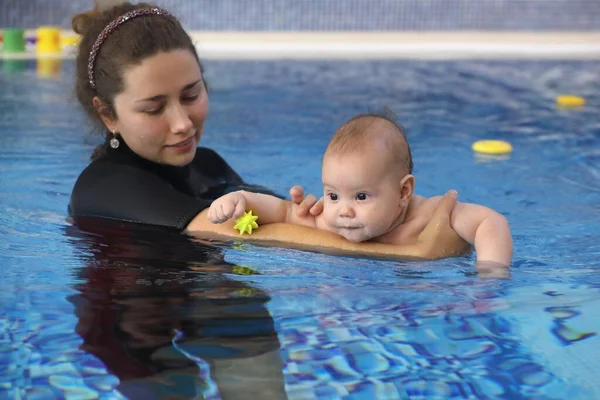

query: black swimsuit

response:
[69,143,279,230]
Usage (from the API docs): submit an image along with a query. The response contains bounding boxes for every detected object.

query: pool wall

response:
[2,0,600,31]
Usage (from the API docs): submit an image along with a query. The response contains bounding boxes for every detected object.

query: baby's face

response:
[321,152,405,243]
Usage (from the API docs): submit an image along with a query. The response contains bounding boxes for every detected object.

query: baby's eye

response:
[356,193,368,201]
[328,193,338,201]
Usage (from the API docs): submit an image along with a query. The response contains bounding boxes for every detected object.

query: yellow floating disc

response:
[472,140,512,155]
[556,95,585,108]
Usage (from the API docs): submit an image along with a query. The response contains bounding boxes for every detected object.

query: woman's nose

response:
[168,104,193,135]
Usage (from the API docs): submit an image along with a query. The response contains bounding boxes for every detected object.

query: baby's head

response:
[321,113,415,242]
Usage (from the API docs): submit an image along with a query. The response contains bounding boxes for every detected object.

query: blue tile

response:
[1,0,599,31]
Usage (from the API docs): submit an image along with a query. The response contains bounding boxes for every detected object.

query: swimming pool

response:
[1,58,599,399]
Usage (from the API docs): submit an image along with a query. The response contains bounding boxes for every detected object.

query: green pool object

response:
[3,28,26,52]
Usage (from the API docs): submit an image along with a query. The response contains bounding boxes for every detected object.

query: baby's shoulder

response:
[406,195,444,221]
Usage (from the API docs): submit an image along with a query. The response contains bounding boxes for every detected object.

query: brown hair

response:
[325,112,414,175]
[73,2,203,161]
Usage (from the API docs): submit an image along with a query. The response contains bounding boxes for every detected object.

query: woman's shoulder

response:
[69,156,171,218]
[71,146,228,199]
[70,158,149,213]
[69,156,209,228]
[73,154,144,189]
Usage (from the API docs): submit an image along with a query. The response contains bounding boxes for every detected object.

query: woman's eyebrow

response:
[136,79,202,103]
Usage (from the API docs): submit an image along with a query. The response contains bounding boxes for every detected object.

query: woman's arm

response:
[188,190,471,261]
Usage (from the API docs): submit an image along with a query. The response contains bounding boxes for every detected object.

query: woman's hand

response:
[289,186,324,217]
[416,190,472,259]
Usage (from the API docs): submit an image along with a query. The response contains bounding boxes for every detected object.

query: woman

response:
[69,2,470,259]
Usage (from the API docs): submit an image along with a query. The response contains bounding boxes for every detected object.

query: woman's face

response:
[103,49,208,166]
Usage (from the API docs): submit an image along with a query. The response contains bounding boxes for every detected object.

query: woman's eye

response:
[182,93,199,102]
[328,193,338,201]
[145,106,164,115]
[356,193,368,201]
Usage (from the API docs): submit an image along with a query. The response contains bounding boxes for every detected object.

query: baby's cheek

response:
[365,218,387,237]
[322,209,337,227]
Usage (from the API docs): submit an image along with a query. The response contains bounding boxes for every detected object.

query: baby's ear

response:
[400,174,415,200]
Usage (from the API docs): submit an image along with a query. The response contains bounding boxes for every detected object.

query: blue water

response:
[1,58,599,399]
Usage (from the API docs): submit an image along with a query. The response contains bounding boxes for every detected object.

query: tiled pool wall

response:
[1,0,600,31]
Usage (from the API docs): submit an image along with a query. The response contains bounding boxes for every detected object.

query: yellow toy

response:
[472,140,512,155]
[60,34,81,49]
[556,95,585,108]
[232,265,258,275]
[37,27,61,54]
[234,210,259,235]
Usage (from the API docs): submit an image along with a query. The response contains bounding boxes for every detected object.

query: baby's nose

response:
[339,205,355,218]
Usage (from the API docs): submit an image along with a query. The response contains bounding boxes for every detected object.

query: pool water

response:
[1,58,599,399]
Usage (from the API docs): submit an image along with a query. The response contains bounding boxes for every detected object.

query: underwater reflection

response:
[64,219,287,400]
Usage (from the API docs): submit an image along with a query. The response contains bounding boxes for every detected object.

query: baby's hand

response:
[208,191,247,223]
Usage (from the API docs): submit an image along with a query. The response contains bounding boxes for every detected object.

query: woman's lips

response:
[167,136,194,147]
[166,135,196,154]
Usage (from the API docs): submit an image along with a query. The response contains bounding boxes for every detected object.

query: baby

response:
[209,113,513,268]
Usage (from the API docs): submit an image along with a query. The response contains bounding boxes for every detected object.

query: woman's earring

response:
[110,131,120,149]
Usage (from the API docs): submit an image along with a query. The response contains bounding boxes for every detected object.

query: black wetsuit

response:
[69,142,279,230]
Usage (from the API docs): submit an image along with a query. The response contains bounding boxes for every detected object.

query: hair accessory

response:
[88,7,171,89]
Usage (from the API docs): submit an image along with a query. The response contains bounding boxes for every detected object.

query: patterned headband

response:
[88,7,171,89]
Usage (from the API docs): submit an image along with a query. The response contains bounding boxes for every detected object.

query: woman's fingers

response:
[309,197,324,216]
[289,186,304,204]
[430,190,458,224]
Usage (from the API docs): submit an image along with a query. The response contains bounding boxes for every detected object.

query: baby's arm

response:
[449,202,513,267]
[208,190,318,227]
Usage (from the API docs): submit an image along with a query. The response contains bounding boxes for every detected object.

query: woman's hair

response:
[73,2,202,161]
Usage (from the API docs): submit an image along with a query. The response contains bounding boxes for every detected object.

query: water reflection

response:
[64,219,287,400]
[2,59,27,75]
